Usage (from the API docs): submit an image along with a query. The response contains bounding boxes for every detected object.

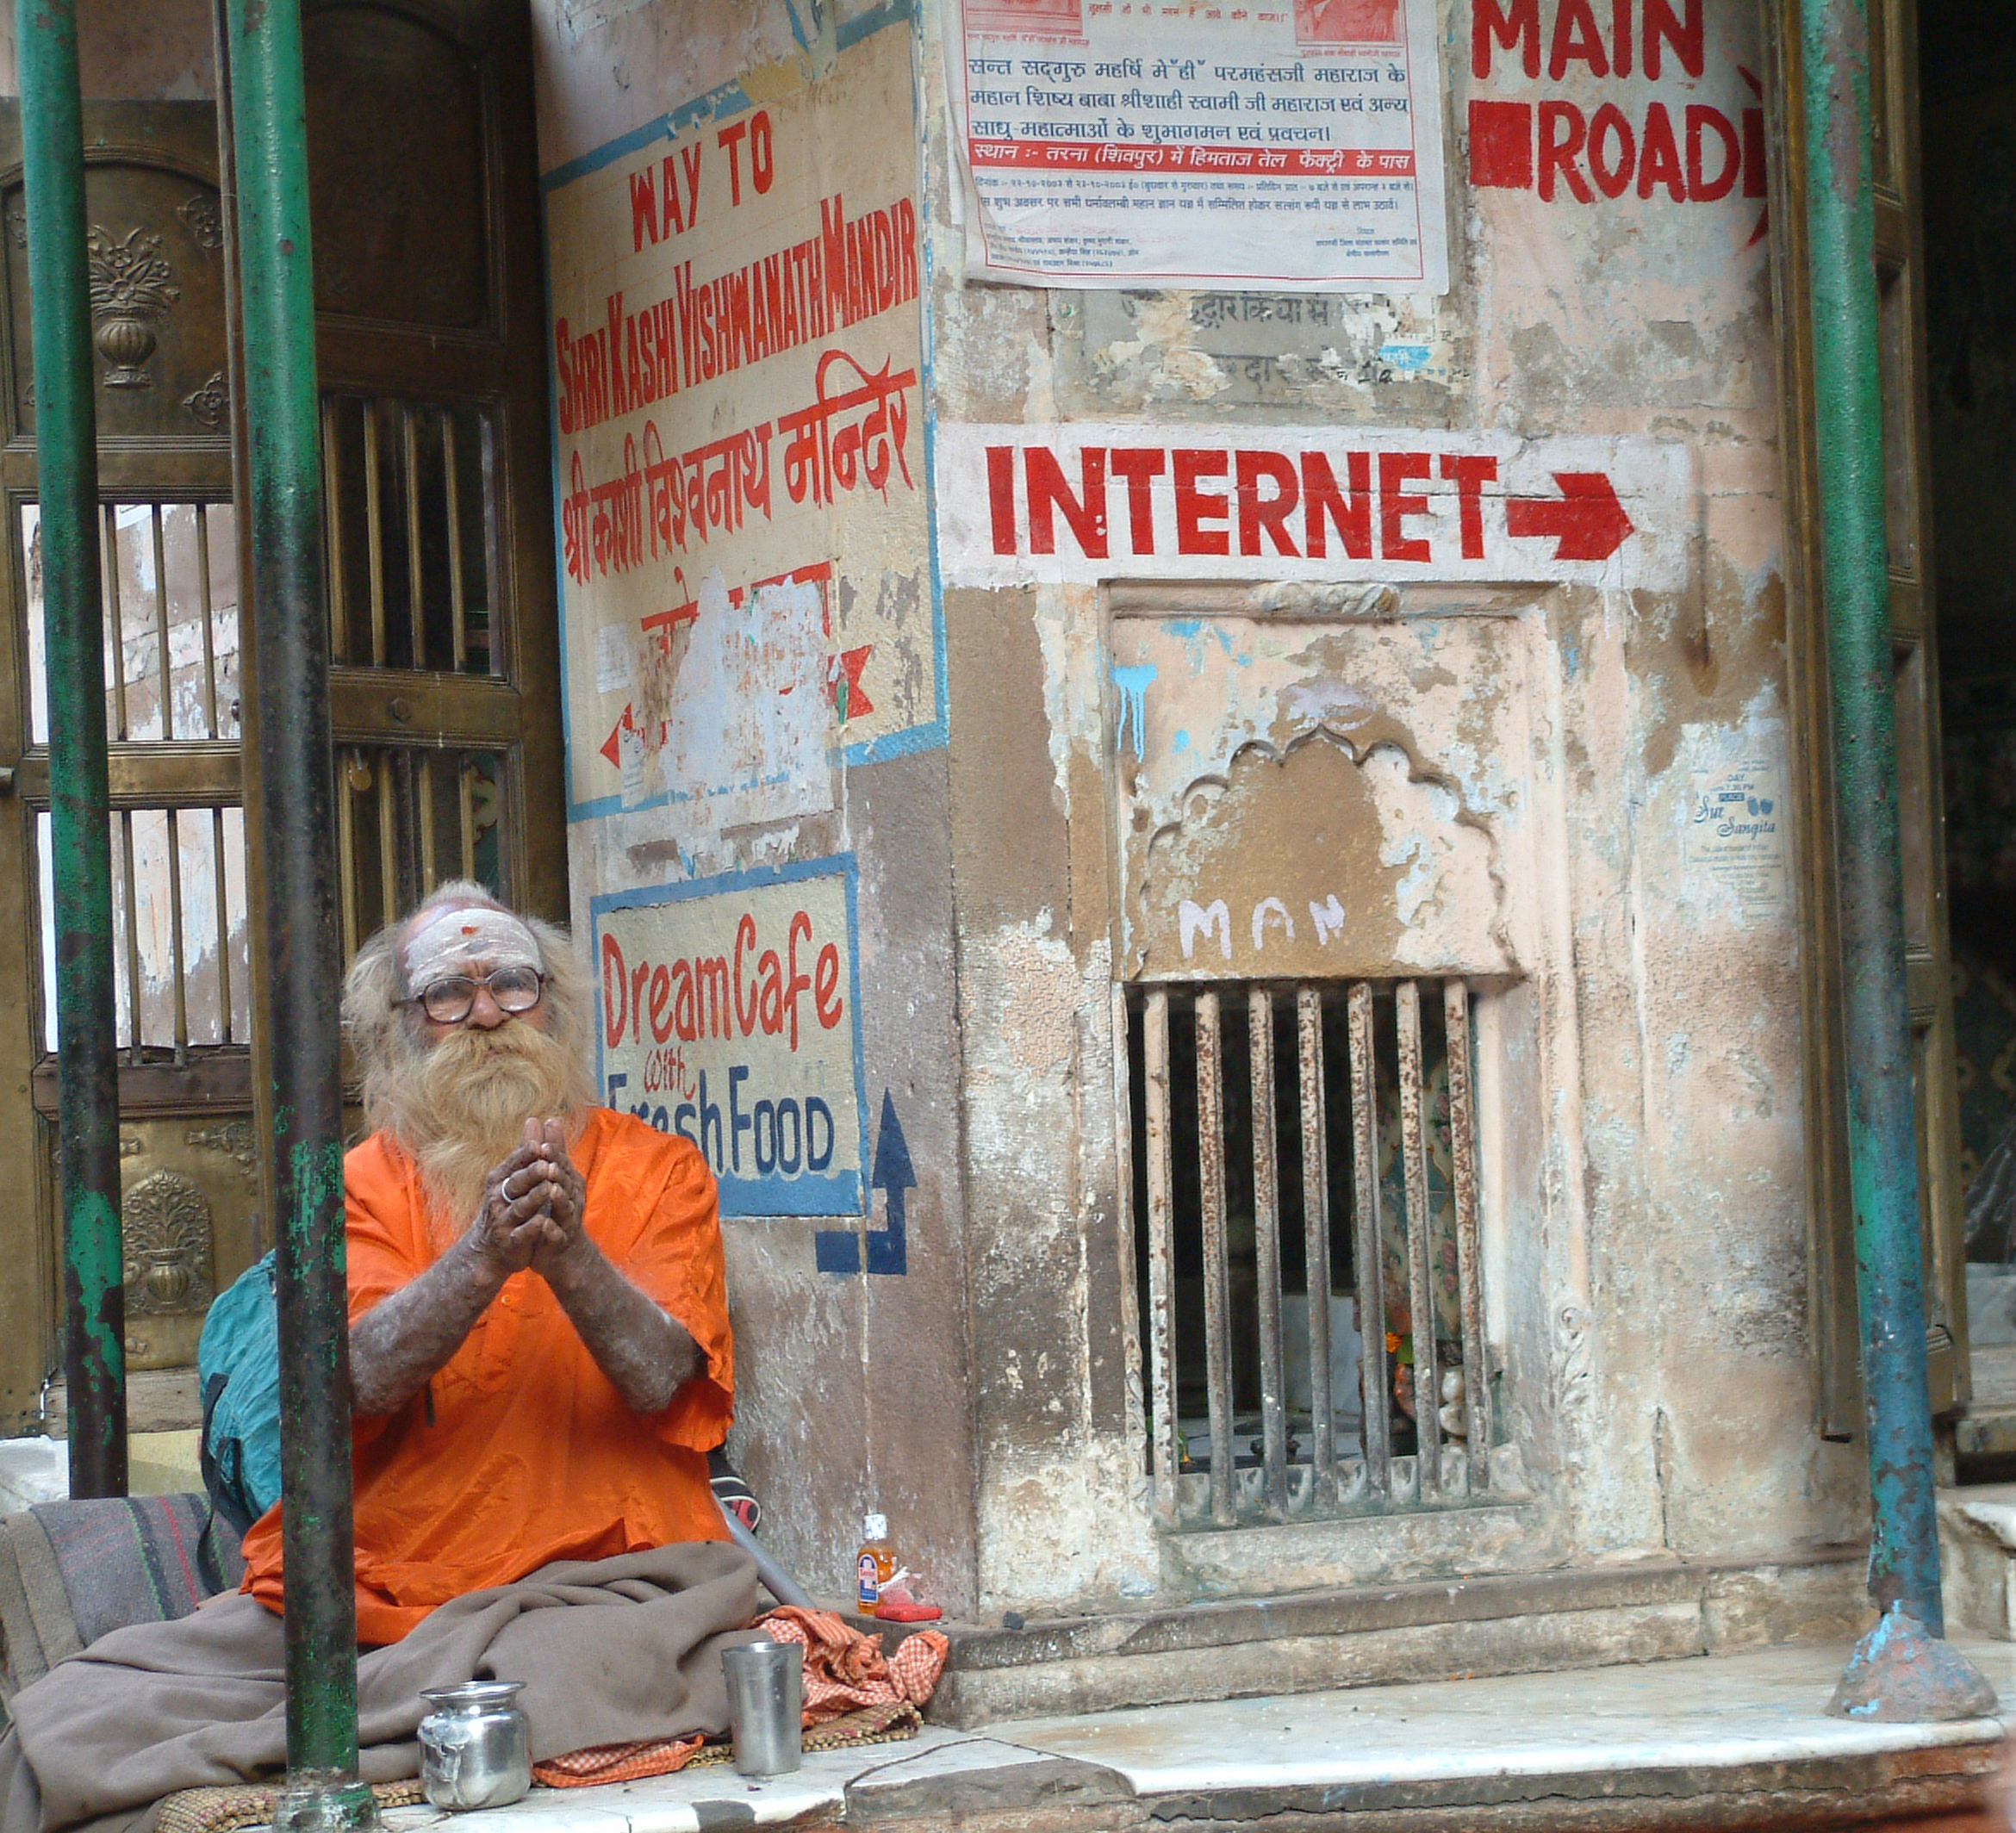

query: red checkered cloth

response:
[533,1734,706,1788]
[756,1606,949,1724]
[526,1607,949,1788]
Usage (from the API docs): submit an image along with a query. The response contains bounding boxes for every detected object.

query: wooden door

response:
[0,103,257,1426]
[0,0,565,1428]
[1769,0,1969,1428]
[230,0,566,956]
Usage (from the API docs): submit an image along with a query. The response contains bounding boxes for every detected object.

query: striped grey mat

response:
[0,1492,241,1697]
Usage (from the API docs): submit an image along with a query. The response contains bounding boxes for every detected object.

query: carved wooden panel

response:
[109,1114,258,1371]
[0,131,228,446]
[304,3,488,331]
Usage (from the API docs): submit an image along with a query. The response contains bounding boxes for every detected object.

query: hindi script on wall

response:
[545,19,935,834]
[955,0,1449,291]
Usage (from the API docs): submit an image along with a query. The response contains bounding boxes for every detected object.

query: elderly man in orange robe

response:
[0,885,757,1833]
[242,879,735,1644]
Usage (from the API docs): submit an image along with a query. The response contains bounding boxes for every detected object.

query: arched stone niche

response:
[1105,589,1529,985]
[1124,725,1515,983]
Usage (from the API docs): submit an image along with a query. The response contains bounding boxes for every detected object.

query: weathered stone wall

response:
[532,0,980,1613]
[1,0,1877,1629]
[912,0,1869,1616]
[532,0,1873,1623]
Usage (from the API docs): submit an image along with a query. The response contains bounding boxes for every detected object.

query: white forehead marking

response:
[403,904,541,989]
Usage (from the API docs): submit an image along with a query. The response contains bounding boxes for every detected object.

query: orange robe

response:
[240,1107,733,1645]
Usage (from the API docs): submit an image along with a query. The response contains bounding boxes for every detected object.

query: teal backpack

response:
[197,1252,283,1535]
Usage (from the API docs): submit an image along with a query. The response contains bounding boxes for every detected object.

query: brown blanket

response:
[0,1541,759,1833]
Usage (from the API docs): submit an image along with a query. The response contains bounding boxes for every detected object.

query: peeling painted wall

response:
[527,0,1866,1627]
[22,0,1870,1630]
[915,0,1865,1617]
[533,0,979,1613]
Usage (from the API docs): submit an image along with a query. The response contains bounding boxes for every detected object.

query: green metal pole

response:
[18,0,128,1501]
[1801,0,1993,1720]
[220,2,371,1822]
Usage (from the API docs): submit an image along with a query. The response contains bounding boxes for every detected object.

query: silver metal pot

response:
[418,1680,532,1811]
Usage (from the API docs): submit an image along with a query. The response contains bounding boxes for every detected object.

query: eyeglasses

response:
[397,966,545,1026]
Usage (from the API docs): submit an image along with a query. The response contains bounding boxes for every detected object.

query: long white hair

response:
[343,880,596,1230]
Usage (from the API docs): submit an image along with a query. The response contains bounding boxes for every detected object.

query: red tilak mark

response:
[1505,471,1634,562]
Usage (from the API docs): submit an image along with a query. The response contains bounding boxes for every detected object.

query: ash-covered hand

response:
[515,1116,701,1412]
[470,1130,570,1273]
[523,1116,588,1278]
[352,1136,563,1416]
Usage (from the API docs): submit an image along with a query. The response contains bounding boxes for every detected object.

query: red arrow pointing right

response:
[1505,470,1635,564]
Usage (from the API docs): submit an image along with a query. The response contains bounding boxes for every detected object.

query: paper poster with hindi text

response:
[544,17,936,831]
[954,0,1449,292]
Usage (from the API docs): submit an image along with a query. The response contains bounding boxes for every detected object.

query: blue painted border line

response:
[538,175,582,816]
[588,855,872,1220]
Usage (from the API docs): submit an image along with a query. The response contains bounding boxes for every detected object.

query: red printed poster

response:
[953,0,1448,291]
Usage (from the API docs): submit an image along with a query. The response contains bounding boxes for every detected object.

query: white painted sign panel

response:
[953,0,1449,291]
[544,18,935,830]
[936,423,1690,588]
[592,861,868,1218]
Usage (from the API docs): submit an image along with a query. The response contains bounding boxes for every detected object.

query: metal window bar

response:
[212,807,234,1042]
[1348,981,1390,1505]
[1194,988,1234,1528]
[457,760,477,882]
[22,500,240,748]
[195,506,221,740]
[149,506,172,742]
[319,395,495,675]
[1131,978,1492,1528]
[376,753,398,928]
[1142,987,1180,1529]
[321,400,350,666]
[1297,987,1337,1513]
[100,506,129,740]
[364,397,388,667]
[1248,987,1287,1520]
[443,412,467,673]
[164,812,189,1063]
[117,811,141,1068]
[332,743,507,966]
[417,752,437,898]
[402,401,425,673]
[39,803,252,1058]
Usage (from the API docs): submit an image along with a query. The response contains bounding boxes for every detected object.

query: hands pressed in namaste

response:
[473,1118,589,1277]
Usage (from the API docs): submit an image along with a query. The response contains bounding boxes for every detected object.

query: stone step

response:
[359,1638,2013,1833]
[918,1550,1866,1726]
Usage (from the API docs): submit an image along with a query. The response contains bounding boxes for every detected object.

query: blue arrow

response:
[865,1089,913,1277]
[813,1090,912,1277]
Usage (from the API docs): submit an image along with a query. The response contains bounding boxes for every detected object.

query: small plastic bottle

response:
[856,1512,896,1614]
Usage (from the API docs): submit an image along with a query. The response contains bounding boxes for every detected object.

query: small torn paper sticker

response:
[1684,744,1789,918]
[618,716,649,811]
[594,622,634,696]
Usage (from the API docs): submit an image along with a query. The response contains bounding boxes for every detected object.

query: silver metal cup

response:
[418,1680,532,1811]
[721,1639,802,1776]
